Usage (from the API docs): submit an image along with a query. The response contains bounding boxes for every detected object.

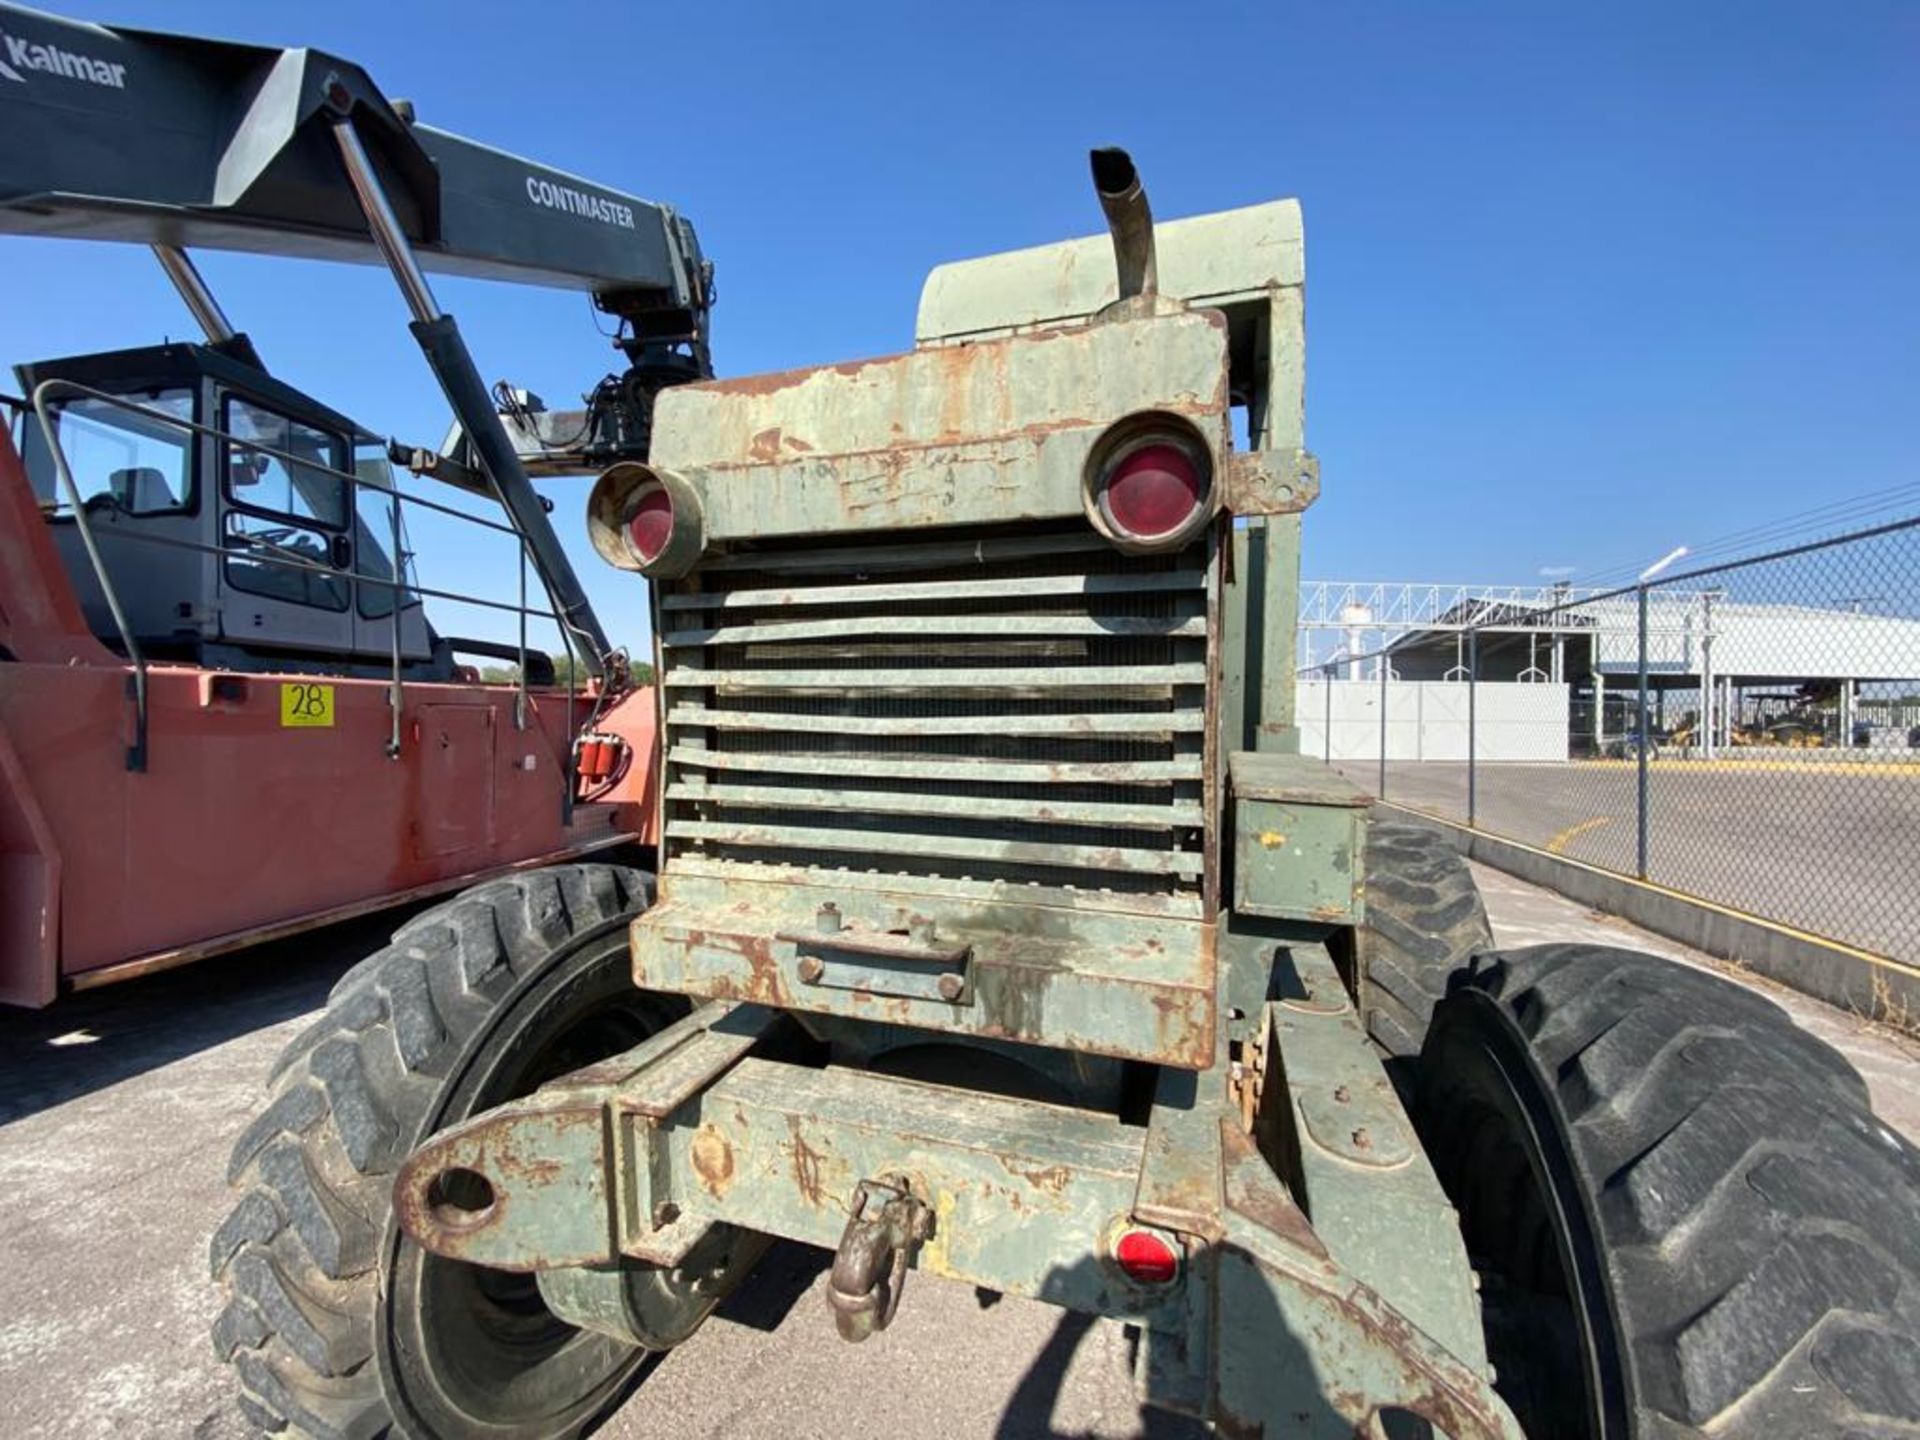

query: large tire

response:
[1356,818,1493,1059]
[1418,944,1920,1439]
[211,864,681,1439]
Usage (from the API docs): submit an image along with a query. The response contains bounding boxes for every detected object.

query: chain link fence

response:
[1300,517,1920,967]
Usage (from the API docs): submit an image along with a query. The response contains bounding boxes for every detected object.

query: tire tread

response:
[214,864,652,1438]
[1453,945,1920,1436]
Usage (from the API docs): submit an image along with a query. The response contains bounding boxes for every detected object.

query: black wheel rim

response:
[1418,991,1629,1440]
[386,928,670,1436]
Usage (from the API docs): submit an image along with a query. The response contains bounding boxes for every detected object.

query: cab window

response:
[222,396,348,529]
[351,442,421,620]
[27,388,195,515]
[220,396,351,611]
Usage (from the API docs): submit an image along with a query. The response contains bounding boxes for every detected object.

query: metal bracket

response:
[778,902,973,1004]
[825,1175,933,1343]
[1224,448,1319,516]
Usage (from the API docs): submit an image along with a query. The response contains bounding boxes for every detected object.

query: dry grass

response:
[1859,969,1920,1042]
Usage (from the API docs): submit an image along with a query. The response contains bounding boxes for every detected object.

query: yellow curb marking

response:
[1546,816,1612,855]
[1570,758,1920,777]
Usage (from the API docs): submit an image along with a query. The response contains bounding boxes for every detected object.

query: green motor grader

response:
[216,151,1920,1440]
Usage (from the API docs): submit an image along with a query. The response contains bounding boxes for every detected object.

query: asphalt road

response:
[1355,758,1920,961]
[1,874,1914,1439]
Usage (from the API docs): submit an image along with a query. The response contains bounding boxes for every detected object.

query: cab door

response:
[215,392,356,657]
[349,443,433,664]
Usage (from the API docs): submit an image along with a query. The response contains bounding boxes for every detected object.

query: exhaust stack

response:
[1090,147,1157,302]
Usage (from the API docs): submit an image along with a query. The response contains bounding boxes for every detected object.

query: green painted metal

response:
[631,873,1216,1068]
[665,853,1208,922]
[665,704,1206,738]
[661,662,1208,691]
[1229,752,1369,924]
[389,155,1539,1435]
[914,200,1304,345]
[667,780,1205,830]
[660,610,1208,647]
[648,309,1231,544]
[394,998,1520,1437]
[656,566,1208,609]
[664,746,1201,785]
[1227,929,1489,1370]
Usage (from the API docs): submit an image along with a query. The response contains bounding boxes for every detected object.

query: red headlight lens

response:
[1112,1227,1181,1285]
[625,485,674,564]
[1103,442,1203,540]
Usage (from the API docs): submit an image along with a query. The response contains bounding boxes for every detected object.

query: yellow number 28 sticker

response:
[280,682,335,728]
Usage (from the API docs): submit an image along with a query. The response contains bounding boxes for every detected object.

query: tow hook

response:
[825,1175,933,1342]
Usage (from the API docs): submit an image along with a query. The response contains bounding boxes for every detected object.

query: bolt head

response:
[936,973,964,1001]
[798,956,825,984]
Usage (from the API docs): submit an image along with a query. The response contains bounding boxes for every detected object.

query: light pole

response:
[1638,545,1689,583]
[1632,544,1685,883]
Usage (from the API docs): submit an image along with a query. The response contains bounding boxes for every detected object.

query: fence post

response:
[1324,663,1333,763]
[1636,584,1651,879]
[1377,652,1388,799]
[1467,628,1478,828]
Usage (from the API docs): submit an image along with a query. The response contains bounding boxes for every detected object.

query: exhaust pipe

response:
[1090,147,1157,302]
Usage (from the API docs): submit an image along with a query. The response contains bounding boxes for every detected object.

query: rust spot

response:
[690,1125,735,1199]
[785,1115,828,1209]
[748,427,783,461]
[1004,1160,1071,1195]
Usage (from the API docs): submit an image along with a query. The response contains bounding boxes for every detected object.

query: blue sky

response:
[7,1,1915,652]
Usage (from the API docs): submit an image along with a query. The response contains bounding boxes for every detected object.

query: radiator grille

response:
[657,523,1211,912]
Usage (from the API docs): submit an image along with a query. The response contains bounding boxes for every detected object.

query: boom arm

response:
[0,4,711,374]
[0,1,717,673]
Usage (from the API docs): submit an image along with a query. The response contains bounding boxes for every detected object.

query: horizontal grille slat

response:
[661,612,1207,647]
[665,820,1206,879]
[667,781,1204,830]
[664,664,1206,691]
[659,568,1206,611]
[666,706,1205,738]
[699,530,1114,574]
[659,521,1210,904]
[667,746,1200,785]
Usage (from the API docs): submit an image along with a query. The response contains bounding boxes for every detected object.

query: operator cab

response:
[16,337,450,677]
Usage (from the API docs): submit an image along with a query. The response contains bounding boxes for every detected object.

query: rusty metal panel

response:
[666,820,1206,880]
[648,309,1230,543]
[396,1044,1170,1319]
[666,854,1206,923]
[1228,752,1368,807]
[633,875,1216,1069]
[667,780,1202,831]
[1214,1122,1524,1440]
[1225,930,1491,1376]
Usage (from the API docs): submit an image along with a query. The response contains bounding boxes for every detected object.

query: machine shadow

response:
[992,1257,1211,1440]
[992,1244,1370,1439]
[711,1238,832,1333]
[0,906,410,1125]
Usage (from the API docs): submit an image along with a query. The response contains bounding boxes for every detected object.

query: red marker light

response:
[1102,442,1203,541]
[626,485,674,565]
[1112,1227,1181,1285]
